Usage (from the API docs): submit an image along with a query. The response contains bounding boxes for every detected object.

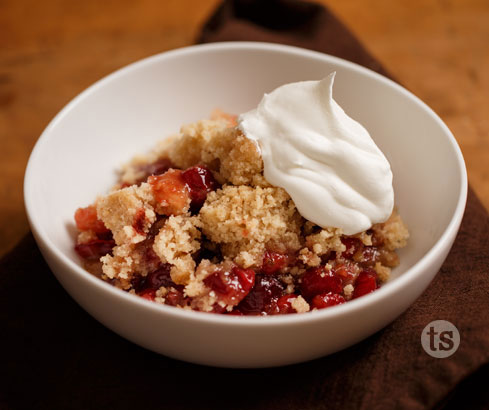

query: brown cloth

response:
[1,1,488,409]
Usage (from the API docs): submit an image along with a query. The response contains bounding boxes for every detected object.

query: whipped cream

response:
[237,72,394,235]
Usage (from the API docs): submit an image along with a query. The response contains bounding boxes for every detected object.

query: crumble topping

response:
[200,185,302,268]
[169,120,268,187]
[101,244,140,288]
[153,215,202,285]
[96,183,156,245]
[291,295,310,313]
[372,212,409,251]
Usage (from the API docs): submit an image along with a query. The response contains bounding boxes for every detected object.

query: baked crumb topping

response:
[200,185,302,268]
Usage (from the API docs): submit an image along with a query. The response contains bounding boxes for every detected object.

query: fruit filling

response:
[73,113,409,315]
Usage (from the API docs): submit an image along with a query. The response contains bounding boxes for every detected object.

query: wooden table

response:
[1,0,487,258]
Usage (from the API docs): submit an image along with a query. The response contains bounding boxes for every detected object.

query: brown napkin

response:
[1,1,488,409]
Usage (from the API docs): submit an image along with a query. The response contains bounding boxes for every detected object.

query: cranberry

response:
[238,274,284,315]
[139,288,156,301]
[149,169,190,215]
[131,275,145,293]
[300,266,342,300]
[341,237,362,259]
[311,292,345,309]
[342,238,379,266]
[147,216,167,238]
[333,262,359,287]
[210,304,228,314]
[322,251,337,263]
[74,205,109,234]
[143,246,161,269]
[193,242,222,264]
[227,309,244,316]
[145,264,173,289]
[181,165,219,209]
[261,251,289,274]
[277,294,298,314]
[131,239,162,276]
[357,246,379,266]
[132,260,174,294]
[96,230,114,241]
[204,266,255,306]
[74,239,115,260]
[352,269,378,299]
[132,208,147,235]
[165,288,187,307]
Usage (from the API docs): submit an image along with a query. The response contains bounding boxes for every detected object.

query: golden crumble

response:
[153,215,202,285]
[200,185,302,267]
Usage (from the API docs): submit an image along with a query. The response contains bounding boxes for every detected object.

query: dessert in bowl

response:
[72,73,409,315]
[24,42,467,367]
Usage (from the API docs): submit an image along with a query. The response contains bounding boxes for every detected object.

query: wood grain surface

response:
[1,0,487,258]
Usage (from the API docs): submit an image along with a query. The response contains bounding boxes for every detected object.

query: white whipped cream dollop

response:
[237,72,394,235]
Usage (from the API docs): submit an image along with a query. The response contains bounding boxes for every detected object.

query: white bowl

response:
[24,42,467,368]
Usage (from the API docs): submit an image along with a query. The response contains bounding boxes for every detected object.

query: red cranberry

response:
[132,208,147,235]
[227,309,244,316]
[74,239,115,260]
[133,235,163,274]
[311,292,345,309]
[131,275,145,293]
[277,294,298,314]
[142,246,162,270]
[181,165,219,209]
[145,264,173,289]
[342,238,379,267]
[210,304,228,314]
[238,274,284,315]
[261,251,289,274]
[322,251,337,262]
[96,230,114,241]
[204,266,255,306]
[356,246,379,266]
[341,237,362,259]
[300,266,342,300]
[352,269,378,299]
[333,262,359,287]
[165,288,187,307]
[193,241,222,264]
[74,205,109,234]
[139,288,156,301]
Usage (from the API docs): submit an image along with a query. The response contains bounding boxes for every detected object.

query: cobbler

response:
[74,111,409,315]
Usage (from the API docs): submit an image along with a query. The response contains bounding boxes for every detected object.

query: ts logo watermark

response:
[421,320,460,358]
